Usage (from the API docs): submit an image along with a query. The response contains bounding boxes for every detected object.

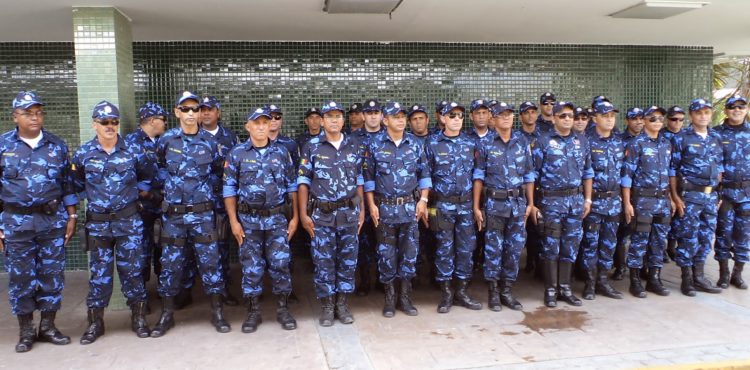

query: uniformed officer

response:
[424,101,482,313]
[199,95,240,307]
[612,107,645,281]
[150,91,229,337]
[715,94,750,289]
[581,101,624,300]
[621,106,674,298]
[364,101,431,317]
[518,101,542,275]
[573,107,589,134]
[125,102,167,291]
[296,107,323,150]
[224,105,299,333]
[433,100,448,135]
[347,103,365,133]
[73,101,157,343]
[531,101,593,308]
[473,102,535,311]
[298,100,365,327]
[467,99,495,141]
[1,91,77,352]
[408,104,431,142]
[662,105,686,263]
[670,99,723,296]
[536,92,556,134]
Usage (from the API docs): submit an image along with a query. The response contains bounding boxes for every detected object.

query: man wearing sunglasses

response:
[531,101,593,308]
[621,106,674,298]
[425,101,482,313]
[72,101,157,344]
[573,107,589,134]
[536,92,556,134]
[662,106,686,264]
[670,99,723,296]
[126,102,168,293]
[150,91,230,337]
[714,94,750,290]
[199,96,240,307]
[2,91,78,352]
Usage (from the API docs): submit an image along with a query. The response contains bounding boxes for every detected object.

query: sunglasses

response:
[556,113,574,119]
[648,116,665,122]
[95,119,120,126]
[541,101,555,106]
[178,106,200,113]
[668,117,685,122]
[447,112,464,119]
[727,105,747,111]
[575,115,588,120]
[271,115,283,121]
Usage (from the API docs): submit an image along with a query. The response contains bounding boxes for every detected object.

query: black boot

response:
[611,265,626,281]
[611,241,626,280]
[276,294,297,330]
[16,313,35,353]
[173,288,193,310]
[680,266,697,297]
[543,260,558,307]
[666,239,677,261]
[398,279,418,316]
[629,268,647,298]
[242,296,262,333]
[499,280,523,310]
[382,281,396,318]
[437,280,453,313]
[318,296,335,327]
[487,280,501,312]
[37,311,70,346]
[130,301,150,338]
[355,265,371,297]
[454,279,482,310]
[335,294,354,324]
[731,262,748,289]
[595,269,623,299]
[150,297,175,338]
[645,267,670,296]
[79,308,105,345]
[717,259,731,289]
[582,268,596,300]
[692,263,721,294]
[210,294,231,333]
[640,266,649,280]
[558,262,582,306]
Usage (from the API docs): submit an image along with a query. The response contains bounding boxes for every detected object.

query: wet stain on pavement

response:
[522,356,536,362]
[519,306,589,333]
[500,331,518,336]
[430,330,455,339]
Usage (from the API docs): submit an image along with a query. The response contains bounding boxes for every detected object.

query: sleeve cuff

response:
[297,176,311,186]
[286,184,298,193]
[668,169,677,177]
[472,169,485,181]
[620,177,632,188]
[222,186,238,198]
[364,181,376,193]
[418,178,432,190]
[356,175,365,186]
[63,194,79,207]
[137,181,151,192]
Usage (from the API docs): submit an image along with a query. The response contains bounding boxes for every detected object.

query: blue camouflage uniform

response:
[670,126,723,267]
[73,116,156,308]
[155,125,225,298]
[473,130,534,282]
[364,130,431,283]
[298,110,364,298]
[424,129,478,281]
[621,130,672,269]
[224,111,297,297]
[582,127,624,271]
[1,125,78,316]
[715,116,750,263]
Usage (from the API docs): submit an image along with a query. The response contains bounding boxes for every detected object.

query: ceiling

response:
[2,0,748,56]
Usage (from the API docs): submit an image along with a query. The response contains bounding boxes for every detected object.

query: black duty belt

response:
[238,203,285,217]
[433,192,472,204]
[540,186,582,197]
[723,180,750,190]
[682,181,715,194]
[163,201,214,215]
[314,197,357,213]
[632,188,669,198]
[375,192,418,206]
[86,202,140,222]
[592,190,620,200]
[4,200,60,215]
[485,187,523,200]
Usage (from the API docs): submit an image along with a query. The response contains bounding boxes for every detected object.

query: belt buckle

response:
[185,204,194,213]
[704,186,713,194]
[395,197,405,206]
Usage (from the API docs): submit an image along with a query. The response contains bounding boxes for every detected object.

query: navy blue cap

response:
[586,108,595,116]
[92,100,120,120]
[487,99,499,108]
[540,92,556,104]
[199,96,221,109]
[574,107,587,117]
[519,101,537,113]
[362,99,382,112]
[689,98,713,112]
[305,107,322,118]
[321,100,345,114]
[246,106,272,121]
[408,104,427,117]
[435,100,448,112]
[666,106,685,117]
[440,101,465,115]
[644,106,667,116]
[491,102,514,116]
[12,91,45,111]
[383,101,406,116]
[348,103,362,113]
[591,95,610,108]
[470,99,490,112]
[175,90,200,106]
[138,102,168,121]
[594,101,618,114]
[265,104,282,114]
[626,107,644,119]
[726,94,748,107]
[552,101,576,114]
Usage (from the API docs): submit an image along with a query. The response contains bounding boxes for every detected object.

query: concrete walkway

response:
[1,257,749,369]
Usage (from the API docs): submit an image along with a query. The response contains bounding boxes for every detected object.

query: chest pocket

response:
[111,158,136,183]
[45,152,64,180]
[192,149,213,176]
[376,157,392,175]
[85,160,104,184]
[2,156,20,179]
[486,150,507,176]
[165,149,183,174]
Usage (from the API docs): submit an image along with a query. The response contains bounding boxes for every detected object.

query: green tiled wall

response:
[0,42,712,271]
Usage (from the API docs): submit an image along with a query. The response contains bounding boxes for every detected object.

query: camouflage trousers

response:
[86,233,147,308]
[483,215,526,282]
[239,226,292,297]
[375,221,419,283]
[311,224,359,298]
